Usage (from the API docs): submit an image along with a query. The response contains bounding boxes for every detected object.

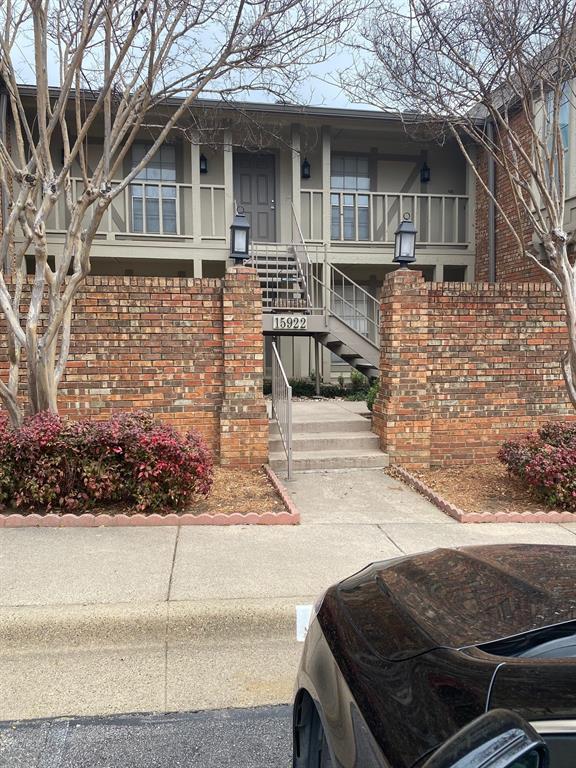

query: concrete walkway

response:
[2,467,576,721]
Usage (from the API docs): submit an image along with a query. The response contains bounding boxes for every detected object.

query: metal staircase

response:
[246,234,380,379]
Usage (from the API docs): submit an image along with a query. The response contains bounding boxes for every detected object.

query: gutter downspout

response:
[487,120,496,283]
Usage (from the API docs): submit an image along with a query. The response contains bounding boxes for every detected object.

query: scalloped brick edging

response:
[0,465,300,528]
[392,466,576,524]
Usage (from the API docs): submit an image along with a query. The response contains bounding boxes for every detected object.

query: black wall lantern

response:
[393,213,417,267]
[230,206,250,264]
[301,158,311,179]
[420,162,431,184]
[199,154,208,174]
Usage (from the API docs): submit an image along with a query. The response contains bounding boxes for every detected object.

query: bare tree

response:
[346,0,576,406]
[0,0,362,426]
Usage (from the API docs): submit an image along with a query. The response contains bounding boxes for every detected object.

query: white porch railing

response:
[271,341,293,480]
[300,189,470,246]
[44,178,227,240]
[328,264,380,345]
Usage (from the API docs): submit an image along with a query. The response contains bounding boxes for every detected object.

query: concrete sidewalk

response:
[2,469,576,721]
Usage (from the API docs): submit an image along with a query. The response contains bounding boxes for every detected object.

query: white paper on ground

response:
[296,604,314,642]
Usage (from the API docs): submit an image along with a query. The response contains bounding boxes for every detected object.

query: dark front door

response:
[233,153,276,242]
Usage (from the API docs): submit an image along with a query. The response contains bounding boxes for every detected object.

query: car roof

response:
[335,544,576,661]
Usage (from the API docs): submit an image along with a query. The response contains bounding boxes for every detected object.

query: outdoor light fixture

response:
[230,206,250,263]
[301,158,311,179]
[420,162,431,184]
[393,213,417,267]
[199,154,208,174]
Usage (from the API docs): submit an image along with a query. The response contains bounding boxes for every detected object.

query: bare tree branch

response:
[0,0,365,424]
[345,0,576,406]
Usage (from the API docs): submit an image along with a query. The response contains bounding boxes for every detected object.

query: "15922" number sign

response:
[272,315,308,330]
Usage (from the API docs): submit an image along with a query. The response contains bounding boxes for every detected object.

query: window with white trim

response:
[130,144,177,234]
[330,155,371,241]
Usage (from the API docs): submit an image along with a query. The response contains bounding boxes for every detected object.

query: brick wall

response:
[1,267,268,467]
[372,269,573,468]
[475,109,545,283]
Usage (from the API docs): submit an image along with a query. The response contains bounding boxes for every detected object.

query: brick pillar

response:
[372,269,431,469]
[219,267,268,467]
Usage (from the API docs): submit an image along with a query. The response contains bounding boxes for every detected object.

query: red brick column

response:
[219,267,268,467]
[372,269,432,468]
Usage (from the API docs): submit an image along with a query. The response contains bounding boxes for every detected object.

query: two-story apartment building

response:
[7,90,477,379]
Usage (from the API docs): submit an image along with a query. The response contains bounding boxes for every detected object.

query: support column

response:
[322,247,332,321]
[193,257,202,278]
[435,263,444,282]
[223,129,234,248]
[372,269,431,469]
[321,126,331,246]
[466,144,478,277]
[190,133,202,242]
[219,267,268,467]
[314,339,321,394]
[291,124,301,236]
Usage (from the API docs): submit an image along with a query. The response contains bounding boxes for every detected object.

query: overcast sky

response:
[11,32,377,111]
[294,50,377,110]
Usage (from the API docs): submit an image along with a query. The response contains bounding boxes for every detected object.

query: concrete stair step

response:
[269,449,389,471]
[253,260,299,267]
[270,417,372,435]
[258,273,299,279]
[247,256,297,264]
[269,432,380,452]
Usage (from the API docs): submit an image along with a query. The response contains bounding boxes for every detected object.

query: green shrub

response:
[264,373,371,401]
[350,370,369,392]
[366,381,380,412]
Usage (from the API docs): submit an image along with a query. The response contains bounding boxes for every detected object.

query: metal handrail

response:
[291,207,380,342]
[250,242,322,312]
[304,265,380,345]
[271,341,293,480]
[326,285,379,343]
[290,202,313,309]
[251,239,380,346]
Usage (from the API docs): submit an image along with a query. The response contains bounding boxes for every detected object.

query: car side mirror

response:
[421,709,549,768]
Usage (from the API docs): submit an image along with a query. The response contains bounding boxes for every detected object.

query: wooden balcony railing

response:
[45,178,227,240]
[301,189,470,246]
[42,178,470,248]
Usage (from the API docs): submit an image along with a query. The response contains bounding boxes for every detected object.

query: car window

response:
[509,751,541,768]
[542,733,576,768]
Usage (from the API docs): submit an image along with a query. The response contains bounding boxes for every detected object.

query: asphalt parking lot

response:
[0,705,291,768]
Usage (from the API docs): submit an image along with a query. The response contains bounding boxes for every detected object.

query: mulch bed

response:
[412,462,569,517]
[193,467,286,516]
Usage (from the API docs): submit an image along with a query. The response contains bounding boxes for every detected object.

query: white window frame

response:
[130,143,178,234]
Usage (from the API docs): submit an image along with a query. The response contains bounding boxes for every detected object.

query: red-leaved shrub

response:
[0,411,213,513]
[498,422,576,510]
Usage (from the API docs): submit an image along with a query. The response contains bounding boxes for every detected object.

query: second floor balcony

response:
[38,125,474,256]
